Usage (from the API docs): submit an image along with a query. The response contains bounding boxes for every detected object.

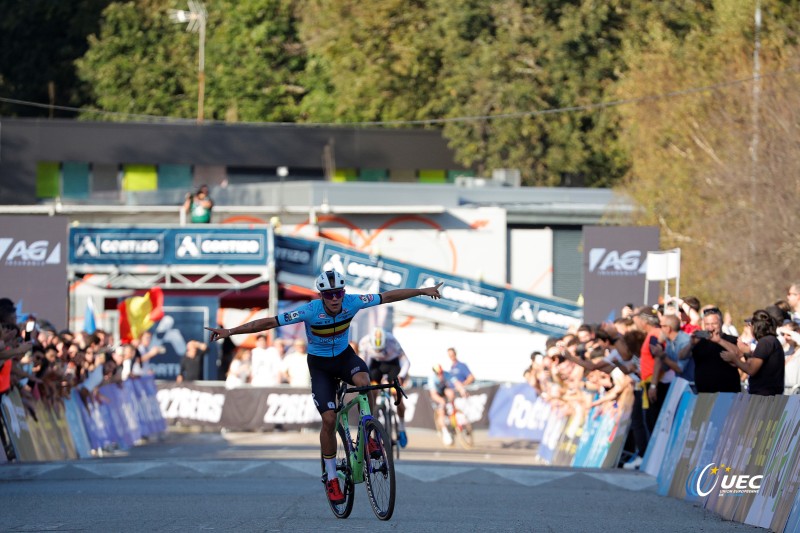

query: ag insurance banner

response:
[582,225,660,324]
[0,215,68,328]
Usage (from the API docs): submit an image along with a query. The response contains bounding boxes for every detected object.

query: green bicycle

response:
[322,379,406,520]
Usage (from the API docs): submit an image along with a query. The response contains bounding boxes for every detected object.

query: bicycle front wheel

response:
[363,419,396,520]
[324,423,355,519]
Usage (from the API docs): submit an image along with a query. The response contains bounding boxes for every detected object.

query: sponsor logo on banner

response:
[0,238,61,266]
[322,251,407,288]
[421,276,500,313]
[263,393,321,424]
[157,387,225,424]
[175,234,262,258]
[505,394,549,431]
[588,248,647,276]
[0,394,29,437]
[510,299,582,331]
[455,393,488,423]
[686,462,763,497]
[74,234,162,258]
[275,246,312,265]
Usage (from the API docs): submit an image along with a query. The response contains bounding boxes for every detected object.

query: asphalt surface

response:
[0,427,770,532]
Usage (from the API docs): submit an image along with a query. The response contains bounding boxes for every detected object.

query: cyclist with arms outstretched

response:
[358,326,411,448]
[206,271,442,505]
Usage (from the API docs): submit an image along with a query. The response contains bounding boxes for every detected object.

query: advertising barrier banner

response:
[745,395,800,530]
[0,388,37,461]
[488,383,548,440]
[642,378,691,476]
[65,391,94,459]
[156,382,496,432]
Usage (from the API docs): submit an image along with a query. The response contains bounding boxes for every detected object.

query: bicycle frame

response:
[335,380,406,484]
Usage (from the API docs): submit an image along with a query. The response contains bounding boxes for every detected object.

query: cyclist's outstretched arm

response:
[380,282,443,304]
[206,317,278,341]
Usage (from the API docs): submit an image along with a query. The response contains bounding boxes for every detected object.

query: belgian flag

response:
[118,287,164,342]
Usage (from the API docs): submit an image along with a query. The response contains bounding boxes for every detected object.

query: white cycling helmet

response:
[315,270,345,292]
[369,327,387,351]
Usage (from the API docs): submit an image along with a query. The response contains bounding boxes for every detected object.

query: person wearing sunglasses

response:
[680,307,742,394]
[721,310,785,396]
[205,270,442,504]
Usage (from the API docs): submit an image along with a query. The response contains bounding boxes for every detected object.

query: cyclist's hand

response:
[205,326,231,342]
[420,282,444,299]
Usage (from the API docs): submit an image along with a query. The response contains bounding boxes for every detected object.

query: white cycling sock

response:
[398,419,406,431]
[325,457,338,481]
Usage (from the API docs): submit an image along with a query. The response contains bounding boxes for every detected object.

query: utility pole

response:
[169,1,207,124]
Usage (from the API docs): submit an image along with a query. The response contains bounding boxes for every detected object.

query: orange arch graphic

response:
[222,215,268,225]
[363,215,458,273]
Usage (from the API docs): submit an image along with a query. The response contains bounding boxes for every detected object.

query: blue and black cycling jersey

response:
[276,293,382,357]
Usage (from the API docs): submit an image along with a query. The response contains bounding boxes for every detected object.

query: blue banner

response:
[657,391,697,496]
[65,392,93,459]
[275,235,320,276]
[319,241,582,335]
[488,383,548,440]
[70,226,270,266]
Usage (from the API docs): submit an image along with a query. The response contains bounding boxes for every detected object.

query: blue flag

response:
[84,296,97,334]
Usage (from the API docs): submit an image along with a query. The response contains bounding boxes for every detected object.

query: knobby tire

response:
[363,418,396,520]
[325,423,355,519]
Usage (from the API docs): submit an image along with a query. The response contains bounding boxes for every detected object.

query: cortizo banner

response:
[319,242,581,336]
[69,226,270,266]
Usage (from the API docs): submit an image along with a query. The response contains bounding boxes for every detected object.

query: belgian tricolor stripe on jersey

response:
[311,317,353,338]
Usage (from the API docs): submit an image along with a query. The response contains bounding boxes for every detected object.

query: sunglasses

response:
[703,307,721,317]
[321,289,345,300]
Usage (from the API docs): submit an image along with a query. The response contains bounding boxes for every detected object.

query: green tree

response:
[296,0,447,123]
[431,0,631,186]
[615,0,800,319]
[0,0,113,117]
[76,0,305,122]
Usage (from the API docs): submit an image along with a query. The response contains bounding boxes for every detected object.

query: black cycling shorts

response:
[307,345,369,414]
[368,358,401,384]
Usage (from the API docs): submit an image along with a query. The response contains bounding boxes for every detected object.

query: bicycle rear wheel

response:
[377,401,400,460]
[324,424,355,519]
[363,419,396,520]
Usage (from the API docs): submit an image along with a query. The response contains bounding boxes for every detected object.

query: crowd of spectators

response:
[522,282,800,469]
[224,335,311,389]
[0,296,171,460]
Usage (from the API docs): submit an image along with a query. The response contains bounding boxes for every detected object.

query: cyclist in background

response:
[206,271,442,506]
[358,326,411,448]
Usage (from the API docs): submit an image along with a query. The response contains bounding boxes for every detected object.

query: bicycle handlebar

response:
[336,379,407,412]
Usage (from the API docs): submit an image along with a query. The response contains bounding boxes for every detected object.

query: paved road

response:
[0,428,769,532]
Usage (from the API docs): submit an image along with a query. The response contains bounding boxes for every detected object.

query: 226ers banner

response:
[156,382,495,431]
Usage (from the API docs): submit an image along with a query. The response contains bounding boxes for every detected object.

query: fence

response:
[1,376,166,462]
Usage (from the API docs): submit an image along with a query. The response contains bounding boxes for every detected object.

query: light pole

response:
[169,1,207,123]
